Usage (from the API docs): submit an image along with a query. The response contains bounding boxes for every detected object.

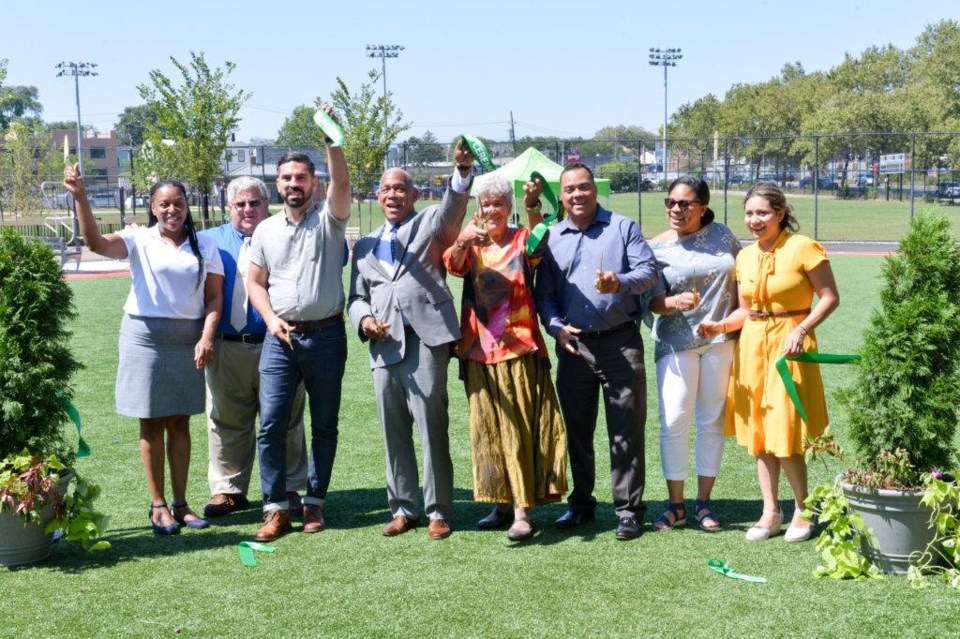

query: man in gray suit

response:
[348,145,476,540]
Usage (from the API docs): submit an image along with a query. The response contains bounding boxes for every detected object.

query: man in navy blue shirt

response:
[198,177,308,518]
[534,163,658,541]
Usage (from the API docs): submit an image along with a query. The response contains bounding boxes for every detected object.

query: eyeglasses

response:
[233,199,262,209]
[664,199,700,210]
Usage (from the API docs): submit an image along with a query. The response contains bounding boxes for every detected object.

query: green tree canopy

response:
[326,69,409,202]
[276,105,325,150]
[0,84,43,130]
[114,105,159,147]
[136,51,250,206]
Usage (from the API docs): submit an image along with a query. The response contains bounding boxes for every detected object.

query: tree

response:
[137,51,250,218]
[0,84,43,130]
[0,121,55,216]
[327,69,409,206]
[276,105,325,149]
[403,130,445,167]
[114,105,159,147]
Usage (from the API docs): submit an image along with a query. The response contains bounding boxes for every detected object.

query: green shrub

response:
[840,214,960,484]
[0,229,82,463]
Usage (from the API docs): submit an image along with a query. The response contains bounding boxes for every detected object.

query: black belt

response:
[579,322,634,339]
[287,313,344,333]
[219,333,265,344]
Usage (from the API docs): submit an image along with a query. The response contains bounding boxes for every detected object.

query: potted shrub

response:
[805,213,960,579]
[0,229,108,566]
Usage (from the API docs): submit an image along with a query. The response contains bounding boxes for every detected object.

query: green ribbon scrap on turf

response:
[459,135,495,172]
[313,110,344,147]
[238,541,276,568]
[775,353,862,423]
[707,559,767,583]
[525,171,561,256]
[56,390,90,458]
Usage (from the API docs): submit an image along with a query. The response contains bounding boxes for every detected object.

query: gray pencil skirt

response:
[116,314,205,418]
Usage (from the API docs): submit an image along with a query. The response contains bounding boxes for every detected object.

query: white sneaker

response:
[745,510,782,542]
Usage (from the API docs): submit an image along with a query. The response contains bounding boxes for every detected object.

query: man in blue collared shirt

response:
[198,177,308,519]
[534,163,658,540]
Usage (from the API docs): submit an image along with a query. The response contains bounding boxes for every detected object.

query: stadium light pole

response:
[648,48,681,180]
[55,61,98,247]
[366,44,404,168]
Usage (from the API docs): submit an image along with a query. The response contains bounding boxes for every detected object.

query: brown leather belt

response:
[287,313,344,333]
[749,309,809,320]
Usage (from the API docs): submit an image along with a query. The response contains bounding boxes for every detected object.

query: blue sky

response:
[4,0,957,143]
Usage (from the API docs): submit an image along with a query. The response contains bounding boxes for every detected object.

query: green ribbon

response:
[313,110,344,147]
[459,135,495,172]
[776,353,862,423]
[525,171,562,256]
[707,559,767,583]
[56,390,90,458]
[238,541,276,568]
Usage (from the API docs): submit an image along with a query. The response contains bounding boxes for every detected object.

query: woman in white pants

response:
[647,176,740,532]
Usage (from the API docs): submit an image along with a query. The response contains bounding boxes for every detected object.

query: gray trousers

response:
[372,333,453,521]
[555,323,647,520]
[205,338,308,496]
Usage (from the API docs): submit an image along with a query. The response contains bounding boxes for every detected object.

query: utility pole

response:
[648,48,682,181]
[510,111,517,156]
[366,44,404,169]
[55,61,98,247]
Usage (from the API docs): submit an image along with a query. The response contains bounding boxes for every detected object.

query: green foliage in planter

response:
[0,229,82,463]
[839,214,960,485]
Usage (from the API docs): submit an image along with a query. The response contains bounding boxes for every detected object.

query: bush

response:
[0,229,82,463]
[840,214,960,484]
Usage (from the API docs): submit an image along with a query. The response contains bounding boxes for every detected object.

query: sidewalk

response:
[62,246,129,277]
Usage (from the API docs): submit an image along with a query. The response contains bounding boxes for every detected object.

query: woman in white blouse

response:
[65,165,223,535]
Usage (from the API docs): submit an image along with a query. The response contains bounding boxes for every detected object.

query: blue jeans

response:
[258,323,347,510]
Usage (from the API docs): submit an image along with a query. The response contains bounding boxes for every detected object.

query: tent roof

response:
[470,147,610,201]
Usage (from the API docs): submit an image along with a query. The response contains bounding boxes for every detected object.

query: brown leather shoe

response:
[302,504,325,533]
[254,510,291,542]
[382,516,417,537]
[427,518,452,540]
[203,493,249,518]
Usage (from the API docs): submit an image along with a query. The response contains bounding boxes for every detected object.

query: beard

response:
[282,188,307,207]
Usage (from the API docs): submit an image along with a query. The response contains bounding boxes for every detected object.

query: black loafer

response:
[477,507,513,530]
[554,508,596,529]
[615,516,642,541]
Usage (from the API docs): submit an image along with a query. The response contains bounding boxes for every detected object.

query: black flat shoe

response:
[150,503,181,536]
[506,519,535,542]
[554,508,596,529]
[477,507,513,530]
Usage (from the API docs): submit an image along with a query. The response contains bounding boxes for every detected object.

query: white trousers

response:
[656,340,735,481]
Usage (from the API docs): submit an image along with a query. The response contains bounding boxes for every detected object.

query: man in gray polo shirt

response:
[247,107,351,541]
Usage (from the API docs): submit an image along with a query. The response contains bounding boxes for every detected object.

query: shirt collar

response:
[558,204,611,234]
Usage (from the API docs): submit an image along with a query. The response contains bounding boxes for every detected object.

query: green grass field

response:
[3,255,958,637]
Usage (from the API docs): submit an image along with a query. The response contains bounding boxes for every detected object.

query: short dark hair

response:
[668,175,715,224]
[277,151,315,175]
[560,162,595,182]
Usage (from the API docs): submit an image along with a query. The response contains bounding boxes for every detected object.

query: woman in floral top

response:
[443,174,567,541]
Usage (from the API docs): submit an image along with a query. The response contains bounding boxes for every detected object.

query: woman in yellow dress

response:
[699,183,839,542]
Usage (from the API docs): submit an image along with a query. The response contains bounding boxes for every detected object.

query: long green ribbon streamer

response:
[313,110,344,147]
[56,390,90,458]
[459,135,495,172]
[776,353,862,423]
[707,559,767,583]
[238,541,276,568]
[525,171,561,256]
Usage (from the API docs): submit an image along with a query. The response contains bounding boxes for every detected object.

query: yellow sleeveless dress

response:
[727,232,829,456]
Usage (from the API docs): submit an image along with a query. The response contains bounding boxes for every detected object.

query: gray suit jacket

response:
[348,183,470,368]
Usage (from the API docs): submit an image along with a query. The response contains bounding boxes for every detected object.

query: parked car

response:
[936,181,960,199]
[799,176,837,190]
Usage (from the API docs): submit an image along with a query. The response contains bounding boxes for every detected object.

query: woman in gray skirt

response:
[65,164,223,535]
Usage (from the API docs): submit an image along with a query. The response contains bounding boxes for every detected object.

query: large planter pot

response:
[841,481,934,575]
[0,472,71,568]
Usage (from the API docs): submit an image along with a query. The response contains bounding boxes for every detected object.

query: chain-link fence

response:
[4,133,960,242]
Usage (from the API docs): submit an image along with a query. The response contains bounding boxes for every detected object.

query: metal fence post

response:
[813,135,820,241]
[910,133,916,220]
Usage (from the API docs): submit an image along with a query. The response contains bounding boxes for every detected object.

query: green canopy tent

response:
[470,147,610,219]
